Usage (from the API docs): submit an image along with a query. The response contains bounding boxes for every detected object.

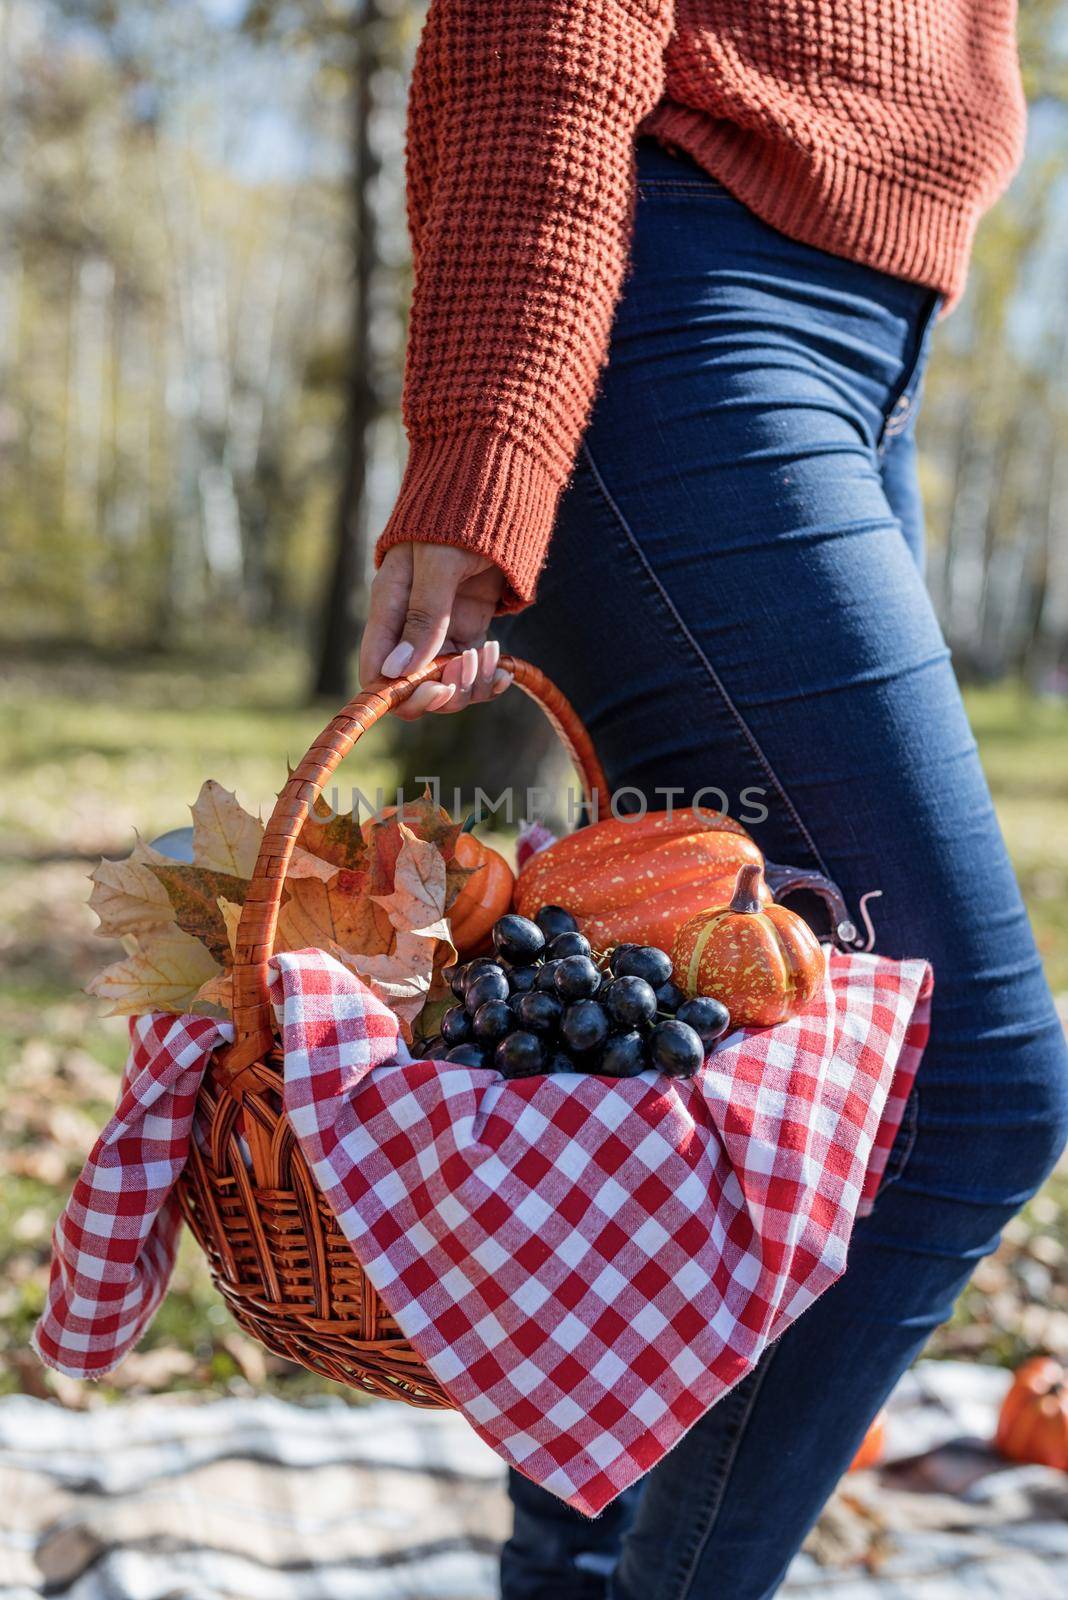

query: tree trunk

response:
[312,5,380,700]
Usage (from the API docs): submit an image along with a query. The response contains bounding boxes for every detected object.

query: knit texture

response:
[376,0,1025,610]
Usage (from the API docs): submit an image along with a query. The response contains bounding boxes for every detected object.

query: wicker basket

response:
[175,653,607,1406]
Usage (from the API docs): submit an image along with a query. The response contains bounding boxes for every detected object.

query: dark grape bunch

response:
[420,907,732,1082]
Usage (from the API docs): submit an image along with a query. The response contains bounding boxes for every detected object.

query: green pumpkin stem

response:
[460,812,479,834]
[730,863,764,915]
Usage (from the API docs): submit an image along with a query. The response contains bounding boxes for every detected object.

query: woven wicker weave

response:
[175,654,607,1404]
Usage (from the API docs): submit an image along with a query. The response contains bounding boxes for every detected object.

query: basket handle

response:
[223,654,608,1078]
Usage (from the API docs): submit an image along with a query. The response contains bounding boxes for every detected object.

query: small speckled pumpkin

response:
[672,863,826,1027]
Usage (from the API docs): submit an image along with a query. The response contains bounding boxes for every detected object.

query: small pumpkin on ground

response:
[515,807,767,953]
[848,1410,887,1471]
[996,1356,1068,1470]
[672,863,826,1027]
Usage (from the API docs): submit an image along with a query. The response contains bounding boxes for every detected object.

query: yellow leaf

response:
[87,927,220,1016]
[89,837,175,939]
[191,780,263,877]
[217,898,243,959]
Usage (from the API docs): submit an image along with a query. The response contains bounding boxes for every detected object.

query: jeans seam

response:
[876,289,940,454]
[665,1354,780,1600]
[580,440,834,880]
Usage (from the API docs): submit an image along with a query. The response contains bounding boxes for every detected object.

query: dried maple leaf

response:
[276,869,391,960]
[89,836,175,939]
[147,863,248,965]
[365,790,463,895]
[87,926,220,1016]
[194,970,233,1012]
[286,847,342,882]
[296,790,369,873]
[217,897,243,959]
[191,780,264,877]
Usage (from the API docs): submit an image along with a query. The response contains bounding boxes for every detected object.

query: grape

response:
[547,930,592,961]
[441,1005,472,1046]
[553,955,602,1001]
[535,958,563,991]
[514,990,563,1035]
[602,975,658,1030]
[599,1030,648,1078]
[495,1030,546,1079]
[493,913,546,963]
[561,998,609,1054]
[462,956,501,986]
[449,965,470,999]
[464,968,510,1013]
[472,999,513,1043]
[654,980,686,1014]
[535,904,579,942]
[506,964,539,995]
[650,1019,704,1078]
[546,1050,576,1075]
[676,996,731,1046]
[441,963,461,987]
[420,1035,449,1060]
[608,943,639,976]
[613,945,673,986]
[444,1043,487,1067]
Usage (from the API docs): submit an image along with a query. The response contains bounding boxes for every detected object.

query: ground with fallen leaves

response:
[2,644,1067,1407]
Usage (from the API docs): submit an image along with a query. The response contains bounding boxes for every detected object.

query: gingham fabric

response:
[35,947,931,1515]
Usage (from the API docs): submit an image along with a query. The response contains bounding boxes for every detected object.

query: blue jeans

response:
[496,139,1068,1600]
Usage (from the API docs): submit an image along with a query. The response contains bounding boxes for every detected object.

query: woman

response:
[359,5,1068,1596]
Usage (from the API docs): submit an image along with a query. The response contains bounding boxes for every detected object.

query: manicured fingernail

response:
[460,648,478,691]
[492,669,513,695]
[381,640,414,678]
[430,683,456,710]
[481,640,500,682]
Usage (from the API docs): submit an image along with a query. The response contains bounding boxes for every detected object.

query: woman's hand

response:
[359,542,513,720]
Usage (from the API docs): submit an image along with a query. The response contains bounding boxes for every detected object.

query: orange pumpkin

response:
[449,830,515,955]
[996,1356,1068,1471]
[515,808,768,952]
[848,1410,887,1471]
[672,863,826,1027]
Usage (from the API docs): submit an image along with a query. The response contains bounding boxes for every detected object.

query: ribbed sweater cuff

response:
[375,430,562,613]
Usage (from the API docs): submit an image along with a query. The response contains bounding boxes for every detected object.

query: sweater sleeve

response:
[375,0,673,612]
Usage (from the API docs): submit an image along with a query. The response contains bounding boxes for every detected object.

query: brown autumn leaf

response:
[295,790,369,873]
[365,790,463,894]
[89,835,175,939]
[275,869,391,961]
[147,862,248,965]
[191,780,264,877]
[87,926,220,1016]
[194,969,233,1012]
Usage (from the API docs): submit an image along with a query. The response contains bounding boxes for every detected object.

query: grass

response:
[1,648,1066,1403]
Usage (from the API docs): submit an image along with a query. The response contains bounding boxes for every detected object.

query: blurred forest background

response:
[2,0,1068,1405]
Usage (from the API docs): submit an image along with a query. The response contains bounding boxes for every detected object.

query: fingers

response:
[359,546,414,688]
[389,642,512,721]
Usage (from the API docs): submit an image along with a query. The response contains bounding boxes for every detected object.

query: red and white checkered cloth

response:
[35,946,931,1515]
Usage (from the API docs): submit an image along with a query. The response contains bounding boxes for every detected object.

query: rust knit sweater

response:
[375,0,1026,611]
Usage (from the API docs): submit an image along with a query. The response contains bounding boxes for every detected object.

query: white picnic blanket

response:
[2,1362,1067,1599]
